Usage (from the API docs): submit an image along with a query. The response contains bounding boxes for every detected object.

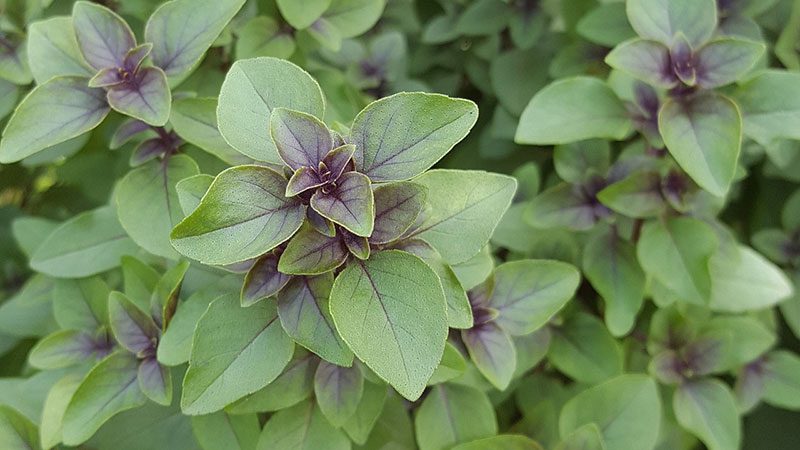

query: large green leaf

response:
[181,294,294,414]
[191,412,260,450]
[171,165,305,265]
[414,384,497,450]
[217,57,325,163]
[27,17,92,84]
[0,77,109,163]
[515,77,632,145]
[31,206,139,278]
[410,170,516,264]
[708,245,793,312]
[227,350,318,414]
[62,352,147,446]
[145,0,246,80]
[673,379,740,450]
[349,92,478,182]
[549,312,623,384]
[560,374,661,450]
[626,0,717,47]
[255,400,350,450]
[733,70,800,145]
[117,155,199,259]
[658,93,742,197]
[329,250,448,400]
[53,276,109,330]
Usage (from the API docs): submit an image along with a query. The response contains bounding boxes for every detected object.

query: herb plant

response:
[2,0,800,450]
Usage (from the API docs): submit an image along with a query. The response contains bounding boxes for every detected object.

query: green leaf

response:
[515,77,632,145]
[62,352,147,446]
[658,93,742,197]
[170,98,252,166]
[277,274,354,366]
[310,171,375,237]
[555,424,605,450]
[117,155,200,259]
[121,256,160,312]
[107,67,171,126]
[525,183,602,231]
[453,435,545,450]
[394,239,473,329]
[277,0,330,29]
[192,412,260,450]
[489,260,581,335]
[350,92,478,182]
[577,3,636,47]
[145,0,246,80]
[549,312,623,384]
[597,171,666,218]
[709,245,793,312]
[53,276,109,330]
[0,405,39,450]
[171,165,306,265]
[415,384,497,450]
[11,216,58,258]
[626,0,717,47]
[278,224,348,275]
[227,350,318,414]
[217,57,325,163]
[605,38,676,89]
[72,1,136,71]
[40,375,82,450]
[31,206,139,278]
[323,0,386,38]
[182,294,294,415]
[553,140,611,184]
[176,174,214,216]
[158,289,225,366]
[673,379,740,450]
[256,400,350,450]
[342,381,387,444]
[138,356,172,406]
[410,170,517,264]
[0,77,110,163]
[429,342,468,385]
[329,250,448,400]
[27,17,92,84]
[637,217,718,304]
[734,71,800,145]
[560,374,661,450]
[235,16,296,60]
[583,229,646,336]
[29,329,101,369]
[695,38,764,89]
[462,322,517,390]
[314,361,364,427]
[0,274,56,338]
[762,351,800,410]
[370,181,426,244]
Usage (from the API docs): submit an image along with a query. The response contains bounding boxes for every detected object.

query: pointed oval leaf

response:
[0,77,110,163]
[145,0,247,80]
[515,77,632,145]
[277,274,354,366]
[217,57,325,163]
[138,357,172,406]
[462,322,517,390]
[170,97,252,166]
[53,276,109,330]
[314,361,364,427]
[29,329,102,369]
[673,379,740,450]
[176,174,214,216]
[342,381,387,444]
[228,350,319,414]
[371,181,427,244]
[108,292,159,355]
[181,294,294,415]
[415,384,498,450]
[278,224,349,275]
[350,92,477,182]
[696,38,765,89]
[329,250,448,400]
[270,107,333,170]
[626,0,717,48]
[549,312,624,384]
[72,1,136,71]
[605,38,676,88]
[171,165,306,265]
[107,67,171,126]
[40,375,82,450]
[241,253,291,306]
[310,171,375,237]
[256,400,350,450]
[27,17,92,84]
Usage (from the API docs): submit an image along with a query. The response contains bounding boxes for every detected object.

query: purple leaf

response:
[110,119,153,149]
[468,277,494,309]
[307,207,336,237]
[286,166,324,197]
[314,360,364,427]
[241,253,292,306]
[88,67,124,88]
[462,322,517,390]
[107,66,171,126]
[310,172,375,237]
[341,229,370,260]
[320,144,356,182]
[138,356,172,405]
[695,38,764,89]
[130,137,168,166]
[278,224,348,275]
[670,33,696,86]
[72,1,136,71]
[29,329,104,369]
[108,291,159,355]
[270,107,333,170]
[123,43,153,73]
[605,38,678,89]
[370,181,427,244]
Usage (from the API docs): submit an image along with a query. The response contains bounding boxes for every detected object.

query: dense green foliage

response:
[2,0,800,449]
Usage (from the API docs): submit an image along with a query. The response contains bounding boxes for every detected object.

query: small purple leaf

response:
[110,119,153,149]
[278,224,348,275]
[314,360,364,427]
[468,277,494,309]
[670,33,697,86]
[307,207,336,237]
[29,329,102,369]
[605,38,678,89]
[108,291,159,355]
[72,1,136,71]
[130,137,168,166]
[241,253,292,306]
[341,229,370,260]
[138,356,172,405]
[107,66,171,126]
[462,321,517,390]
[286,166,324,197]
[270,107,333,170]
[321,144,356,182]
[310,172,375,237]
[123,43,153,73]
[88,67,124,88]
[371,181,427,244]
[695,38,765,89]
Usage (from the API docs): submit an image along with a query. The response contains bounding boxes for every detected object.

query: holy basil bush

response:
[2,0,800,450]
